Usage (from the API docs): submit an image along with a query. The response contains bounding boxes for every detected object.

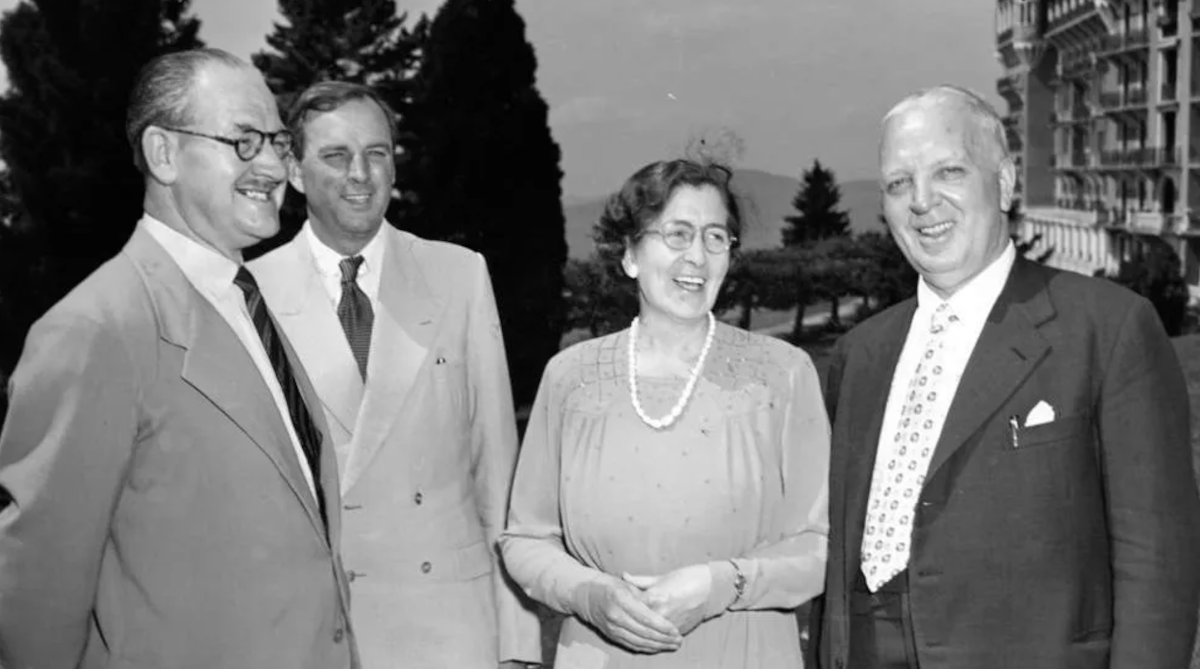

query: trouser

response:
[846,569,919,669]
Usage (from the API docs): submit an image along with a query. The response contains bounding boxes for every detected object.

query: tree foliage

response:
[1098,236,1189,336]
[0,0,202,373]
[402,0,566,406]
[782,159,851,247]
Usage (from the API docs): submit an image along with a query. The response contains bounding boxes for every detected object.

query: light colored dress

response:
[500,323,829,669]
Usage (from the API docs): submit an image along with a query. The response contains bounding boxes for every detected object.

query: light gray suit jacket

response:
[250,224,541,668]
[0,225,357,669]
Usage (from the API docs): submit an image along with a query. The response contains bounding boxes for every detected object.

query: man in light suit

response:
[0,49,356,668]
[250,81,541,668]
[816,85,1200,669]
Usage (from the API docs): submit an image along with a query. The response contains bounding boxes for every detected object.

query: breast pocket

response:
[1013,412,1093,449]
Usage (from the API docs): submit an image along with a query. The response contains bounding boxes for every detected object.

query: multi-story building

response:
[996,0,1200,298]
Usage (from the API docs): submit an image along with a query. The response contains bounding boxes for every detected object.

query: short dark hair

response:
[593,159,743,279]
[286,81,397,159]
[126,48,247,175]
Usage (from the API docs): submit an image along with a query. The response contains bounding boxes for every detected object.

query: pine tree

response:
[782,159,851,247]
[403,0,566,407]
[0,0,202,373]
[250,0,426,255]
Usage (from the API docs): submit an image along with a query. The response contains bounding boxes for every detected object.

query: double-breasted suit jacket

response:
[817,258,1200,669]
[250,223,540,668]
[0,225,356,669]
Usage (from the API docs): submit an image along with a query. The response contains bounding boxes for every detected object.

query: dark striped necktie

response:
[233,267,328,531]
[337,255,374,380]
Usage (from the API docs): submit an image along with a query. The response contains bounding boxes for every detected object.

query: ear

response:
[997,156,1016,213]
[621,245,639,279]
[287,155,306,194]
[142,127,179,184]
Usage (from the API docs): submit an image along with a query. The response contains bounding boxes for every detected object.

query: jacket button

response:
[333,628,344,643]
[421,561,432,574]
[413,492,423,505]
[348,570,362,582]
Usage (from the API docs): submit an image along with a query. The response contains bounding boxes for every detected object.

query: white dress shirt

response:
[873,241,1018,485]
[303,221,384,313]
[142,215,317,497]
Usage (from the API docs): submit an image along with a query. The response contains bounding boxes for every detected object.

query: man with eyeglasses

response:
[0,48,358,669]
[249,81,540,668]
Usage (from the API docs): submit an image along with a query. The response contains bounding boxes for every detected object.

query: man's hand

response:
[576,575,683,654]
[622,564,714,636]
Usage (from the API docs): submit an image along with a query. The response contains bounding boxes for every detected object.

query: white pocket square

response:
[1024,400,1056,427]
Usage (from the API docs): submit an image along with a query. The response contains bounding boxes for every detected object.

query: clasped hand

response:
[577,575,683,654]
[622,564,714,636]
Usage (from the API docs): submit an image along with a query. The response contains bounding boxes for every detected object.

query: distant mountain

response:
[562,169,885,258]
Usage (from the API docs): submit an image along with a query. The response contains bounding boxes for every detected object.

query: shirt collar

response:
[140,213,240,295]
[303,220,385,282]
[916,240,1016,327]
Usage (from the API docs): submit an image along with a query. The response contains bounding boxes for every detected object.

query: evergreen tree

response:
[0,0,201,373]
[782,159,851,247]
[250,0,427,255]
[403,0,566,406]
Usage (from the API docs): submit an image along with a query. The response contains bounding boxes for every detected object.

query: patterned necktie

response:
[337,256,373,380]
[861,302,958,591]
[233,267,328,531]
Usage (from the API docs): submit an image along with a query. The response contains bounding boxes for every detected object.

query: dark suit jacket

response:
[0,226,358,669]
[817,258,1200,669]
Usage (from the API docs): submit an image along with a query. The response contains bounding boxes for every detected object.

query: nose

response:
[252,142,287,180]
[909,174,939,216]
[683,232,708,265]
[348,152,369,183]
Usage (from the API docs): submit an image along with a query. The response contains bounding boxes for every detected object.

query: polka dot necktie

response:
[861,302,958,591]
[337,255,373,380]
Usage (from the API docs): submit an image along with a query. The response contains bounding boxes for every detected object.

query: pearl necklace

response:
[628,312,716,430]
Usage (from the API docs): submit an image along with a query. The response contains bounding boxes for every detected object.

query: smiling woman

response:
[500,158,832,669]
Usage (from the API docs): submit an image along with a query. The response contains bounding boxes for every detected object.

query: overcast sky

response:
[0,0,1002,197]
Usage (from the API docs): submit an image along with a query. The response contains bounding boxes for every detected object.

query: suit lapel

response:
[842,301,916,565]
[926,258,1054,478]
[342,227,441,492]
[267,236,365,435]
[125,228,327,540]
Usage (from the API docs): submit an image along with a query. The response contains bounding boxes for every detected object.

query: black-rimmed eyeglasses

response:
[641,221,737,254]
[164,127,294,161]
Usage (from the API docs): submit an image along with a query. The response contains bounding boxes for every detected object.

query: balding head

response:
[127,48,250,175]
[882,85,1011,172]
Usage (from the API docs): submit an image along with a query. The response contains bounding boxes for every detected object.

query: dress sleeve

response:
[499,357,605,617]
[708,351,830,613]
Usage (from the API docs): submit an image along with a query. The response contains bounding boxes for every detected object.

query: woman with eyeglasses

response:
[500,159,829,668]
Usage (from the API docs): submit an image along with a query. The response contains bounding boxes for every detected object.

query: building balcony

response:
[1049,0,1100,33]
[1097,29,1150,53]
[1098,91,1124,109]
[1126,87,1148,105]
[1060,48,1098,78]
[1100,147,1154,166]
[1130,211,1177,234]
[1157,146,1182,166]
[1162,82,1178,102]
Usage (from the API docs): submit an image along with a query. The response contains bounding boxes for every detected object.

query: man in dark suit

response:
[0,49,357,668]
[817,84,1200,669]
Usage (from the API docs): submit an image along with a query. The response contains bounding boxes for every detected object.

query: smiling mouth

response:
[674,276,707,291]
[917,220,953,238]
[236,186,276,202]
[343,193,374,205]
